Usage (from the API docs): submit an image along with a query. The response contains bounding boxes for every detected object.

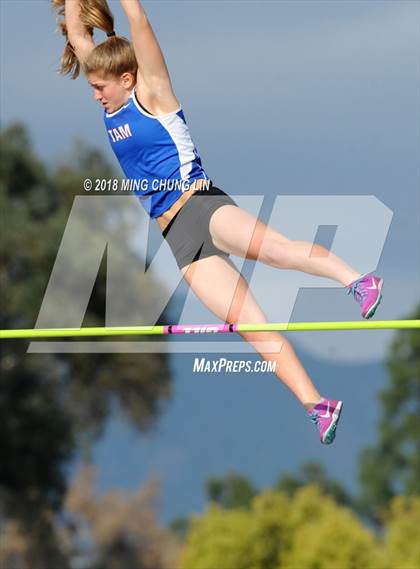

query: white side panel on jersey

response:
[157,113,196,180]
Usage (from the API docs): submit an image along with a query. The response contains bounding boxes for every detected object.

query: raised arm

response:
[64,0,95,64]
[120,0,178,103]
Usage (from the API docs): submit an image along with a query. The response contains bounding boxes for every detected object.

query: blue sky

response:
[2,0,419,524]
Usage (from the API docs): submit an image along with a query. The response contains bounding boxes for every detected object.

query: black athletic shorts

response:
[161,182,238,270]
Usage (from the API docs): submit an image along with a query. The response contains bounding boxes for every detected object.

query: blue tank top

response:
[103,89,210,218]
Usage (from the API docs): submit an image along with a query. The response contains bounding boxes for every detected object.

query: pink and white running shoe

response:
[346,273,383,319]
[307,398,343,445]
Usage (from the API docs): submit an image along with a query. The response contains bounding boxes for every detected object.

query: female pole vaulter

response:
[52,0,384,444]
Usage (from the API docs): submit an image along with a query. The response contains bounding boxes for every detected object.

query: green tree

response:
[178,485,383,569]
[358,304,420,522]
[206,470,258,509]
[168,471,258,542]
[0,123,174,566]
[280,486,381,569]
[382,495,420,569]
[275,461,355,510]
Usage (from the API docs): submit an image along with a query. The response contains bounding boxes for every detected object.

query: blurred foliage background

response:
[0,124,419,568]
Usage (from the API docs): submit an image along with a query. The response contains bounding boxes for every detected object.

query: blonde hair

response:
[52,0,138,80]
[84,37,138,79]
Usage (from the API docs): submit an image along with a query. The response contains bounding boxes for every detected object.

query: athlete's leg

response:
[181,255,321,406]
[208,204,361,287]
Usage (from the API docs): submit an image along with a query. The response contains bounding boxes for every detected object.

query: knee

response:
[259,238,292,268]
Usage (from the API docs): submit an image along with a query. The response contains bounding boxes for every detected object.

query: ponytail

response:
[52,0,93,79]
[52,0,137,80]
[57,21,84,79]
[79,0,114,35]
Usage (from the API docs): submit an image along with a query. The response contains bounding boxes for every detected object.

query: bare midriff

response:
[156,178,209,232]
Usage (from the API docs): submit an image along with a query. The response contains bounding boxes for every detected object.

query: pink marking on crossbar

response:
[164,324,237,335]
